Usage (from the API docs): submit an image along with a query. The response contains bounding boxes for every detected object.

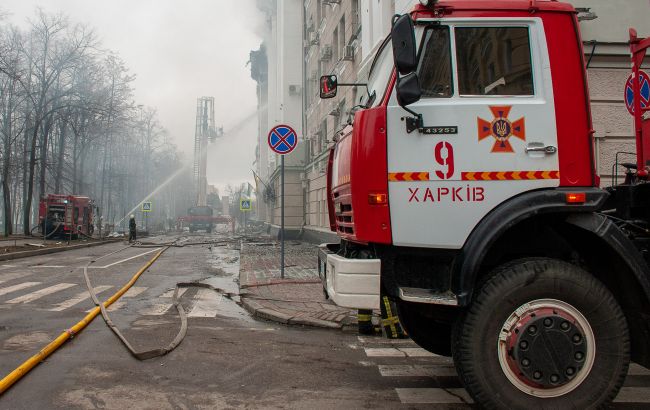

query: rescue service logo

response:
[477,106,526,153]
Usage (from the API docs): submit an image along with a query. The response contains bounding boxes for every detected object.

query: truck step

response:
[398,287,459,306]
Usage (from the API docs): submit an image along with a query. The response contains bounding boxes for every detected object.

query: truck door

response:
[386,19,559,248]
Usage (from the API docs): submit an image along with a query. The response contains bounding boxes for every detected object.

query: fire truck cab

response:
[318,1,650,407]
[38,194,94,238]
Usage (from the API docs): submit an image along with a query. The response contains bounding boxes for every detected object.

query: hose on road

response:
[0,234,241,395]
[83,240,189,360]
[0,244,164,395]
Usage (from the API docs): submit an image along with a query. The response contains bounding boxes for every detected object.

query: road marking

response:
[0,282,41,297]
[139,288,189,316]
[630,363,650,376]
[159,288,188,298]
[357,336,414,345]
[399,347,437,357]
[88,248,161,269]
[6,283,77,304]
[105,286,148,311]
[48,286,113,311]
[614,387,650,403]
[395,388,473,404]
[0,272,30,285]
[364,348,406,357]
[379,364,457,377]
[187,288,222,318]
[32,265,66,268]
[0,265,18,269]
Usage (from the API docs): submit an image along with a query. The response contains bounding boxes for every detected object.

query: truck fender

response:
[451,188,608,305]
[564,212,650,302]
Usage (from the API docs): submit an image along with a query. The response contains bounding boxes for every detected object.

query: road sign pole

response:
[268,124,296,280]
[281,155,285,279]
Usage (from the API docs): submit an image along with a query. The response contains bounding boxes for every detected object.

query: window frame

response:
[411,18,542,101]
[453,25,536,97]
[415,23,454,99]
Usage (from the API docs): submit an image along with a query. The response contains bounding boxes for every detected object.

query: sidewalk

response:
[238,239,357,330]
[0,237,121,261]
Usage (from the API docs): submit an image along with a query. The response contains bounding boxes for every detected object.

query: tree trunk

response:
[54,118,67,193]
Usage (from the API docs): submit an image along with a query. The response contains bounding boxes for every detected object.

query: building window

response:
[352,0,360,34]
[333,27,339,64]
[319,119,328,153]
[338,15,346,60]
[338,98,346,127]
[417,26,452,98]
[455,27,534,96]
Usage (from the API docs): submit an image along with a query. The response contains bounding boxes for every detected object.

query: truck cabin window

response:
[455,27,534,96]
[417,26,452,98]
[362,37,393,108]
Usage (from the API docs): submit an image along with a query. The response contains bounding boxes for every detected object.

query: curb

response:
[240,296,344,330]
[0,239,122,261]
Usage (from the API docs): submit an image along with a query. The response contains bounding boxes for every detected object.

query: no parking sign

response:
[625,70,650,115]
[268,124,298,155]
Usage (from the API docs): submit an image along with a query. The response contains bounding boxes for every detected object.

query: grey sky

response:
[1,0,263,192]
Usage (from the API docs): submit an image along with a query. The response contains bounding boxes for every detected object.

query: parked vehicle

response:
[38,194,94,238]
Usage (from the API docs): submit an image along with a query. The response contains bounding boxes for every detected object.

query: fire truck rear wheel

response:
[452,258,630,409]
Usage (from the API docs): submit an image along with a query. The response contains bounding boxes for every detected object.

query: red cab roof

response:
[413,0,575,13]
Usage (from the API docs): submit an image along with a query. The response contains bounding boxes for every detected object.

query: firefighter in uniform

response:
[357,296,407,339]
[128,215,137,242]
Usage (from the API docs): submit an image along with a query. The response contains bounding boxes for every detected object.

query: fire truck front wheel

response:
[396,301,452,356]
[452,258,630,409]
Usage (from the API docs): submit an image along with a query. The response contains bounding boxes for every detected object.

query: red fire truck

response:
[38,194,94,238]
[317,1,650,407]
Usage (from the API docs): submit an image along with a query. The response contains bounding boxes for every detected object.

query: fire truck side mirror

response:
[396,72,421,106]
[320,75,338,99]
[391,14,417,75]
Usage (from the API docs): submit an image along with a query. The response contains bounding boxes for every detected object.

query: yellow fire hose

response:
[0,248,166,395]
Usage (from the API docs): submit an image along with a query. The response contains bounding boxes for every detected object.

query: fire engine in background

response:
[38,194,94,238]
[187,205,214,233]
[317,1,650,407]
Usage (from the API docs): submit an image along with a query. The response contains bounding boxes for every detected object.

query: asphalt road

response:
[0,232,649,409]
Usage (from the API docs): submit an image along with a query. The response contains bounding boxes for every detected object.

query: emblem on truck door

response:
[478,106,526,153]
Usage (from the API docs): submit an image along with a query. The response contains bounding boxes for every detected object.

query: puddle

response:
[205,247,240,296]
[202,245,253,322]
[214,296,255,323]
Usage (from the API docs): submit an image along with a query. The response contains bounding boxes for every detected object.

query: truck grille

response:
[333,192,354,236]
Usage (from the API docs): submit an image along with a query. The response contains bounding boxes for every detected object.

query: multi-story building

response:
[303,0,362,242]
[301,0,412,243]
[251,0,305,238]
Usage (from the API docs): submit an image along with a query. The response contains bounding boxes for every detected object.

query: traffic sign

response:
[268,124,298,155]
[625,70,650,115]
[240,199,252,212]
[141,201,152,212]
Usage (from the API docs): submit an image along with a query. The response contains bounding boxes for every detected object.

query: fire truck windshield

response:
[362,36,394,108]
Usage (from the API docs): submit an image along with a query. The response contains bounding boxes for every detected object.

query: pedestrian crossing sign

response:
[142,201,152,212]
[240,199,252,211]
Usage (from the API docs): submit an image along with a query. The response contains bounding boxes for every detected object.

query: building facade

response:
[251,0,306,238]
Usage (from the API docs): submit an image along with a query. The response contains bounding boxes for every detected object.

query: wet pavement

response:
[1,231,649,409]
[239,239,357,329]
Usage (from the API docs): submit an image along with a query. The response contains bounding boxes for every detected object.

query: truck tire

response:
[452,258,629,409]
[396,301,451,356]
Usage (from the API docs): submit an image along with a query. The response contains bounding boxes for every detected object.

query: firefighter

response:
[128,215,137,242]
